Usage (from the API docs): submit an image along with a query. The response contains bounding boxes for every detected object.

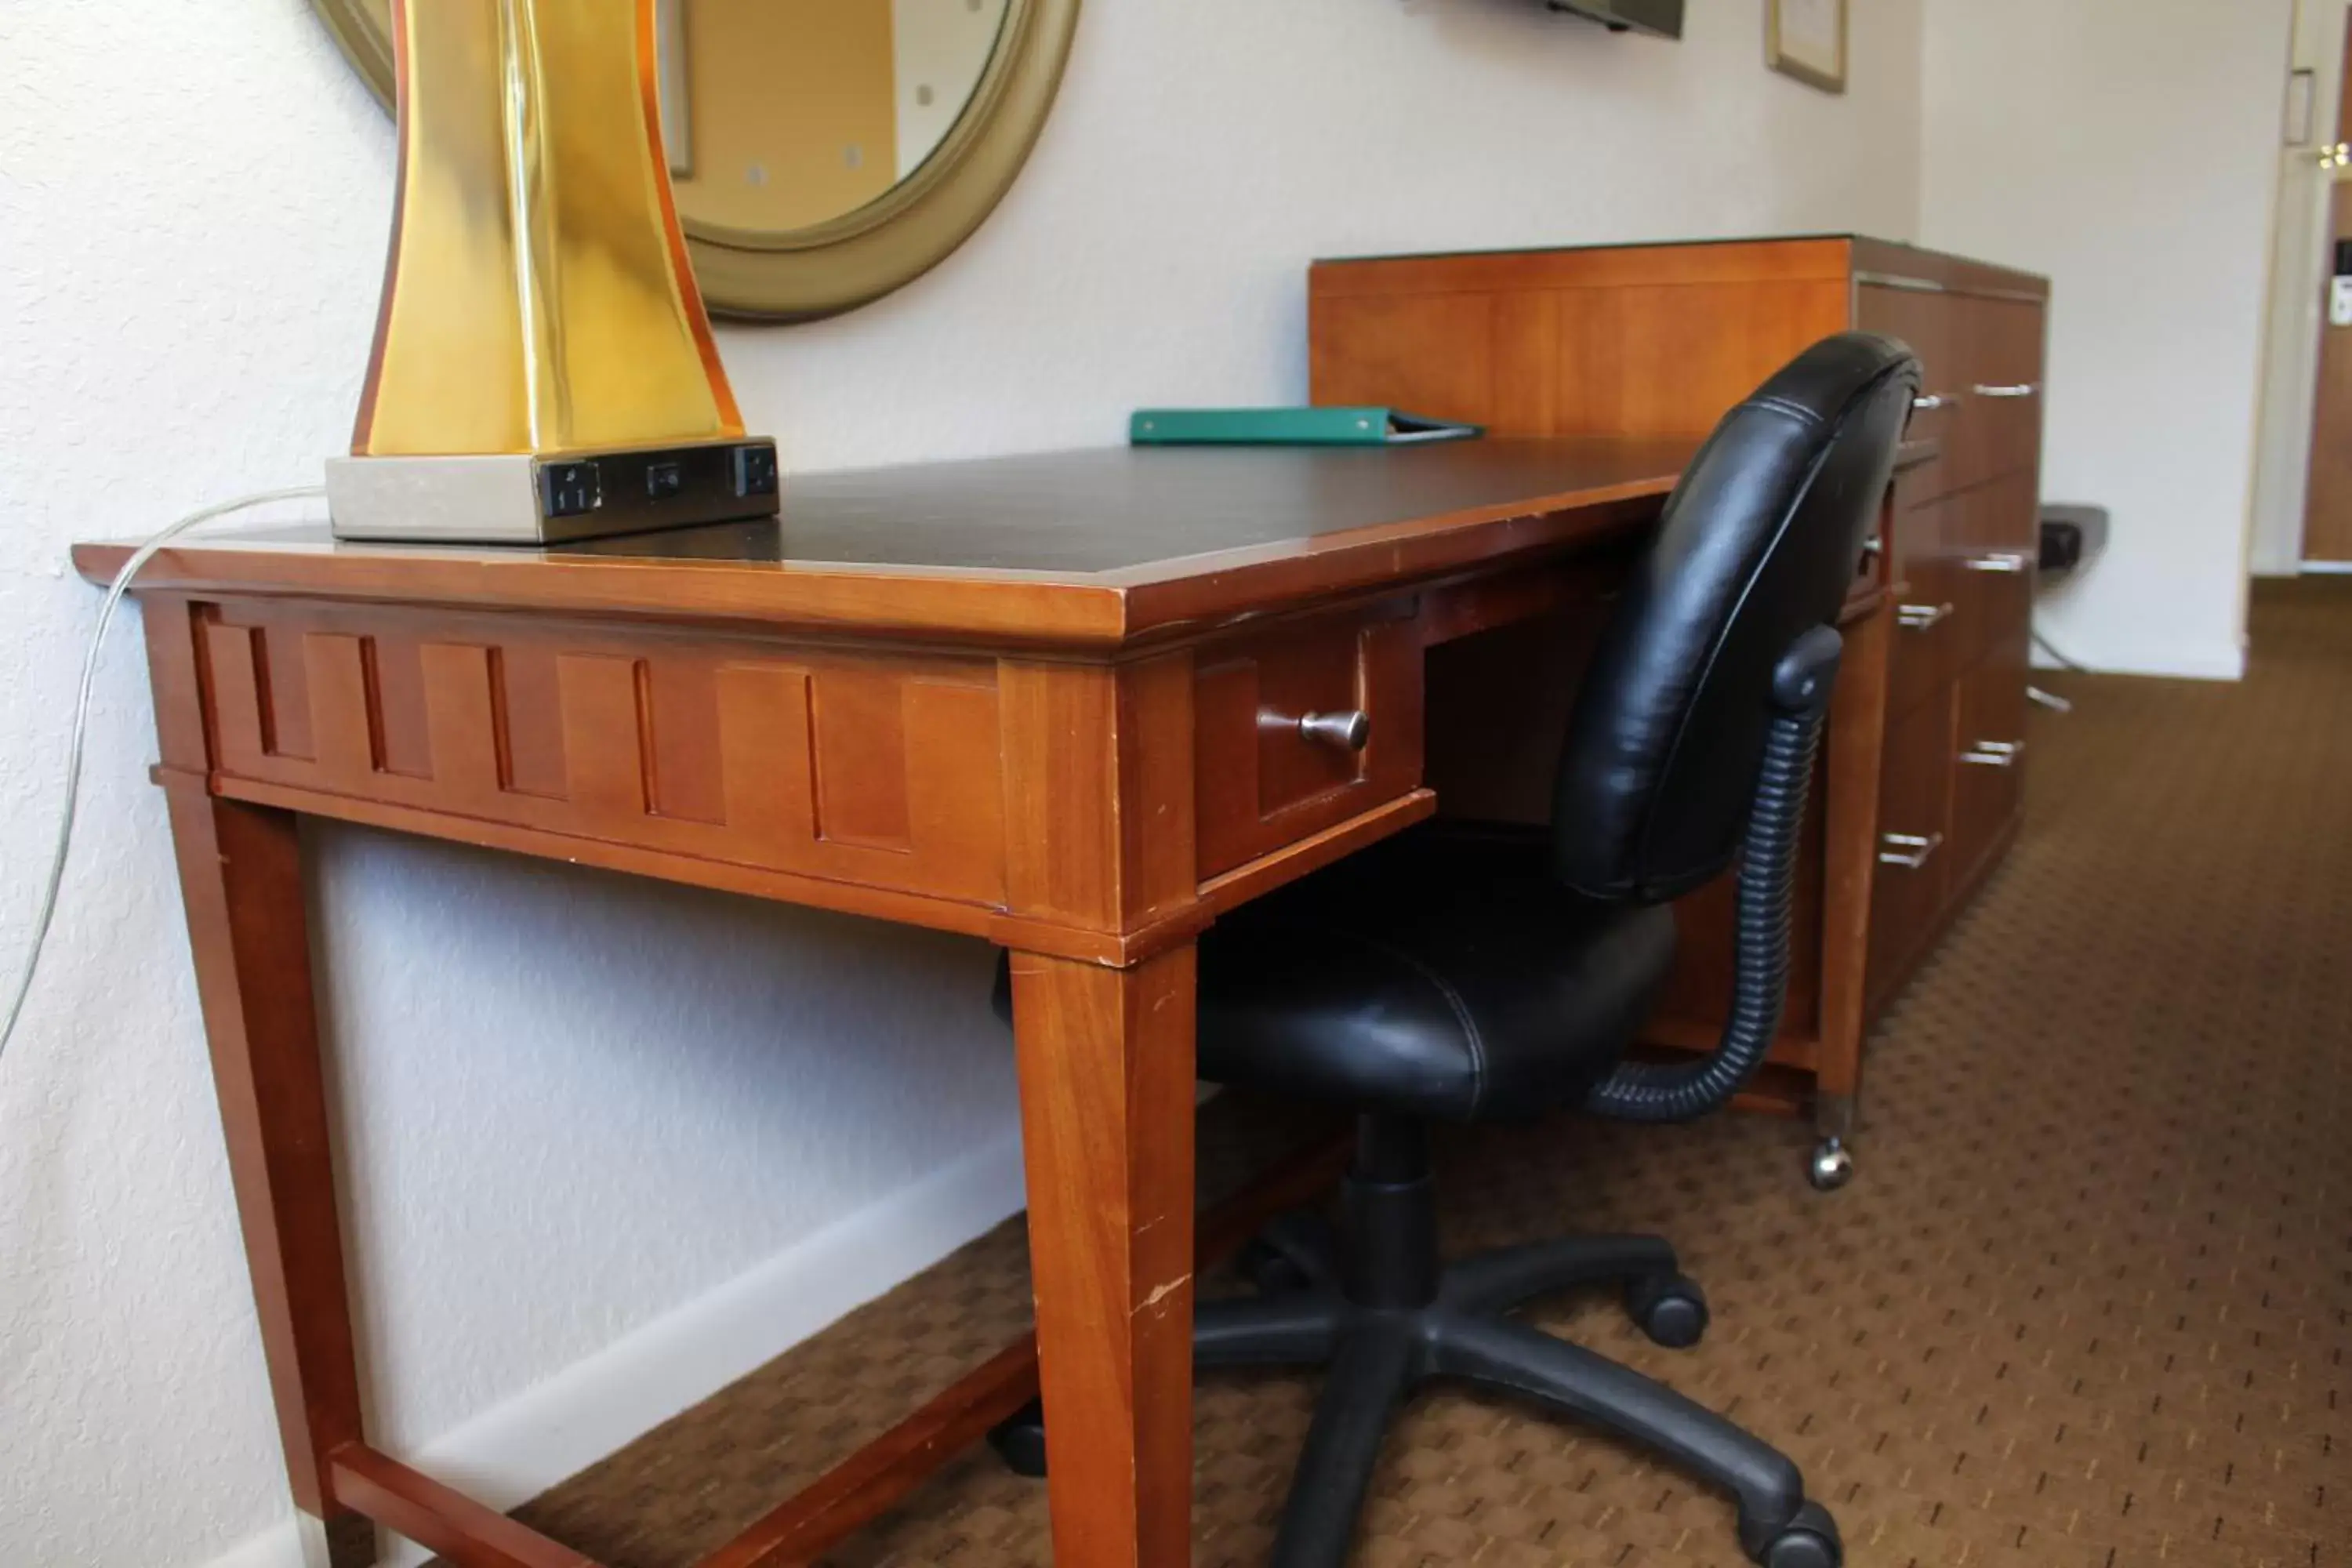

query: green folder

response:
[1129,406,1483,446]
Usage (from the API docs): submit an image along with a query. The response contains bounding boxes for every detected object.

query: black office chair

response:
[995,333,1921,1568]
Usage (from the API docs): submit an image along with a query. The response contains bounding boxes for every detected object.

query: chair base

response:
[989,1118,1842,1568]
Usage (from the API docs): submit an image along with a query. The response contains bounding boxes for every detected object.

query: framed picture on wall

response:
[1768,0,1847,94]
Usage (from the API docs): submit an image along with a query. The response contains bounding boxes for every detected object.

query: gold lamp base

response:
[325,437,779,546]
[331,0,774,546]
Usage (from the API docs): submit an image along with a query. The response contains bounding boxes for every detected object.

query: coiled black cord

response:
[1584,626,1838,1123]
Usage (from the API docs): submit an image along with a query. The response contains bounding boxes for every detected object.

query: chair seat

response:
[1197,823,1679,1123]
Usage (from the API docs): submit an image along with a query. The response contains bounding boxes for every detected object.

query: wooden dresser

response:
[1309,236,2049,1177]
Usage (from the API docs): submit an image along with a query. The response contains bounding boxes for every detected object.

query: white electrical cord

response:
[0,485,327,1067]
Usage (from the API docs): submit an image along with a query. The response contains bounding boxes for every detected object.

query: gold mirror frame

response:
[308,0,1080,321]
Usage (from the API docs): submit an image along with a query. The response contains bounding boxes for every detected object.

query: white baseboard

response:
[198,1128,1030,1568]
[2028,639,2245,682]
[198,1524,310,1568]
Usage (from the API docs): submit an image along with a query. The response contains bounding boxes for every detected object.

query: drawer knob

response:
[1896,601,1954,631]
[1911,391,1962,412]
[1298,710,1371,751]
[1963,552,2031,574]
[1961,739,2026,768]
[1878,831,1944,869]
[1972,382,2038,399]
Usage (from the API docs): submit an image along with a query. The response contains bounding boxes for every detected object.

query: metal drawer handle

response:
[1896,601,1954,630]
[1911,392,1962,412]
[1961,739,2026,768]
[1297,710,1371,751]
[1964,552,2031,574]
[1972,383,2038,399]
[1878,831,1944,869]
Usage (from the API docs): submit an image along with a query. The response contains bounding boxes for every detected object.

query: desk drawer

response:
[190,598,1011,907]
[1194,604,1424,879]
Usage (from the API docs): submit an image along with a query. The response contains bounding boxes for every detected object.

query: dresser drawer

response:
[1886,485,1959,720]
[1951,296,2045,488]
[1861,285,2043,503]
[1867,683,1956,1008]
[1193,604,1425,879]
[1949,639,2030,889]
[1947,472,2038,670]
[1889,564,1958,720]
[1858,284,1960,465]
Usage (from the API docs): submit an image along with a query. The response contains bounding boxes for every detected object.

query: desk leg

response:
[165,789,376,1568]
[1816,601,1893,1178]
[1010,946,1198,1568]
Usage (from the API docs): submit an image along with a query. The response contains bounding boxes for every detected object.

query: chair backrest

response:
[1551,332,1920,905]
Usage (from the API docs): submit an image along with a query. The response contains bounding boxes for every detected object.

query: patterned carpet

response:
[449,579,2352,1568]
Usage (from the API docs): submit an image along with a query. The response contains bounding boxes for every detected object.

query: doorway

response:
[2303,9,2352,566]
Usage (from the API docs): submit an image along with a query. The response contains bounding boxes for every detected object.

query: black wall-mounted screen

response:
[1544,0,1684,37]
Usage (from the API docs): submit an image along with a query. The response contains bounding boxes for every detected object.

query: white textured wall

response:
[0,2,1920,1564]
[1919,0,2292,678]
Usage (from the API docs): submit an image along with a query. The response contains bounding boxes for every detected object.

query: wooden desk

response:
[79,437,1777,1568]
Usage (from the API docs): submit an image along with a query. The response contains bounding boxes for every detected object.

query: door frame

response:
[2250,2,2352,574]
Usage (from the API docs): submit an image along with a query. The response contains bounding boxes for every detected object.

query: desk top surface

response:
[78,437,1694,648]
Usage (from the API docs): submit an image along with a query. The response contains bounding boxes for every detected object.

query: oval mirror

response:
[310,0,1080,320]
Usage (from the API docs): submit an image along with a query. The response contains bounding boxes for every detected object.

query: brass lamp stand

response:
[328,0,779,544]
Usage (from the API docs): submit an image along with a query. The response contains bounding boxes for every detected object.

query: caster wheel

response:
[1625,1272,1709,1349]
[1756,1501,1842,1568]
[985,1399,1048,1479]
[1808,1137,1855,1192]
